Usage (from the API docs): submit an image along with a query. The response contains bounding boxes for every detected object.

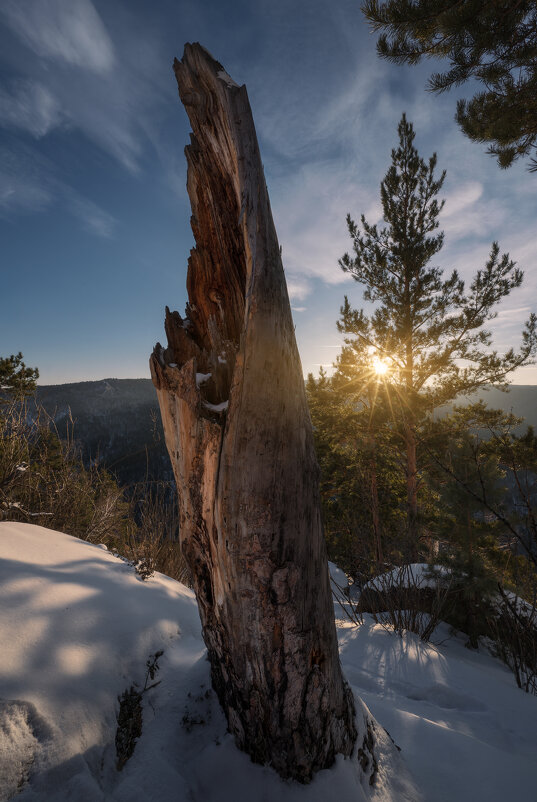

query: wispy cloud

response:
[286,276,313,302]
[0,170,52,214]
[441,180,506,241]
[495,306,532,326]
[443,181,483,218]
[1,0,115,73]
[0,80,65,138]
[0,145,53,214]
[272,157,382,300]
[254,31,390,167]
[0,142,116,238]
[0,0,170,175]
[68,196,117,239]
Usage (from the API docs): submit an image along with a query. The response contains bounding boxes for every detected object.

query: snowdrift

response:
[1,523,536,801]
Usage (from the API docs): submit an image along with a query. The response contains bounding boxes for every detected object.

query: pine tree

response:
[362,0,537,169]
[339,114,536,558]
[0,353,39,399]
[306,366,405,578]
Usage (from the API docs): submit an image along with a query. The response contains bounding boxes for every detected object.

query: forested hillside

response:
[35,379,170,485]
[34,378,537,488]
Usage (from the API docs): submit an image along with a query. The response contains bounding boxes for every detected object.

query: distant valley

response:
[35,379,537,488]
[36,378,170,486]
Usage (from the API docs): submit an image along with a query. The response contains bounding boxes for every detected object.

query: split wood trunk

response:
[150,43,357,783]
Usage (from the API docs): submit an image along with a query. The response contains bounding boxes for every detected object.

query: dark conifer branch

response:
[363,0,537,168]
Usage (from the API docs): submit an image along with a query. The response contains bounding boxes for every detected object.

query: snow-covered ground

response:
[1,523,536,801]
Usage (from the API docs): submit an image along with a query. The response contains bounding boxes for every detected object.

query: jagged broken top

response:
[151,44,262,407]
[151,43,292,416]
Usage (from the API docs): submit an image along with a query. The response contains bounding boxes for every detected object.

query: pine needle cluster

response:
[363,0,537,169]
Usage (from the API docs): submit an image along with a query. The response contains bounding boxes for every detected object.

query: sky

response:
[1,0,536,386]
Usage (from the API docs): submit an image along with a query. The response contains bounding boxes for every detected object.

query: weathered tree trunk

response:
[150,44,358,783]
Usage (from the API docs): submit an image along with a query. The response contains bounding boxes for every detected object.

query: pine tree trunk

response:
[150,43,358,783]
[404,335,419,561]
[405,425,419,562]
[368,434,383,566]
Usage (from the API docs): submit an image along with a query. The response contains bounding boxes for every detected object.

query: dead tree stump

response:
[150,42,357,782]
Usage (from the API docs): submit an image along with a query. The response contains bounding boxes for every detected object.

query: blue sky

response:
[1,0,536,385]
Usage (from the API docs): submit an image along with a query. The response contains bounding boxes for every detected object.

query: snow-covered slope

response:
[1,524,536,801]
[337,619,537,801]
[0,522,201,801]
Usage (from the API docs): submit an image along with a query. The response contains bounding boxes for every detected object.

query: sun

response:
[372,357,389,376]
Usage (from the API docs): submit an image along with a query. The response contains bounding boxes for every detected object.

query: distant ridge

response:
[35,378,169,486]
[33,380,537,486]
[447,385,537,431]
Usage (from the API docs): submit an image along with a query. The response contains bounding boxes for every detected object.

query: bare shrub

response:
[0,399,130,542]
[122,481,191,586]
[360,564,454,641]
[0,398,36,521]
[490,587,537,694]
[115,650,164,770]
[330,573,364,626]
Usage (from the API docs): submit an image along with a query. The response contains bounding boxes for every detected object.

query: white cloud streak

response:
[0,143,116,238]
[0,81,65,138]
[271,159,379,295]
[69,196,117,239]
[0,0,170,175]
[1,0,115,73]
[0,146,53,213]
[0,171,52,214]
[442,181,483,217]
[286,276,313,302]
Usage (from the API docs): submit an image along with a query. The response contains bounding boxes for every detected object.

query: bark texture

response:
[150,43,357,782]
